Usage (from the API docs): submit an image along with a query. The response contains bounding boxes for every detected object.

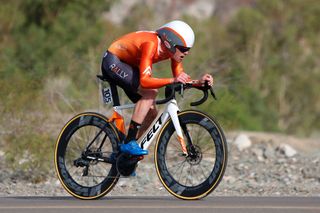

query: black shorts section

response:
[101,51,142,103]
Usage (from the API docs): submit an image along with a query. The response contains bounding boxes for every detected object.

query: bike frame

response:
[108,98,188,154]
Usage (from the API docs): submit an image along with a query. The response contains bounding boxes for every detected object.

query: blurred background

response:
[0,0,319,184]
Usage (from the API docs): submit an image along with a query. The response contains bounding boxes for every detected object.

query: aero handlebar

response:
[156,81,217,106]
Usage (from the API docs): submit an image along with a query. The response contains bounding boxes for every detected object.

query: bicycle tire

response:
[155,110,228,200]
[54,112,120,199]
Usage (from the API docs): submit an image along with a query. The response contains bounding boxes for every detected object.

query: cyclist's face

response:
[172,47,189,63]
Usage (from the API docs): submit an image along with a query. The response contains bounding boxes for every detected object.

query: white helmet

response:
[156,20,195,53]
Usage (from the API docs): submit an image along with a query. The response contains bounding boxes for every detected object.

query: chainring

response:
[116,153,140,176]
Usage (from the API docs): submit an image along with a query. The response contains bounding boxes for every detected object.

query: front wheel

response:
[155,110,228,200]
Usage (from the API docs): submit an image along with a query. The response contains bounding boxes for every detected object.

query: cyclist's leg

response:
[101,51,141,102]
[137,103,158,139]
[101,51,148,155]
[121,88,157,155]
[131,88,158,124]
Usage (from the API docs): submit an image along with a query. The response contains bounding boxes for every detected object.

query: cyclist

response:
[101,20,213,156]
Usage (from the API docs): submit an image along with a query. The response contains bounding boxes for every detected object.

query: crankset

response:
[116,153,144,176]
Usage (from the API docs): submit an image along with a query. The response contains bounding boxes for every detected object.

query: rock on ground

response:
[0,132,319,197]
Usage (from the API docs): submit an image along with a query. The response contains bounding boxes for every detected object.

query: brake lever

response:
[210,87,217,100]
[180,84,184,97]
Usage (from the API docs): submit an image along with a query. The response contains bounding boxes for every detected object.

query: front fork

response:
[167,100,189,155]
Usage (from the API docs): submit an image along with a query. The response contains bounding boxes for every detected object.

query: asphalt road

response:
[0,196,319,213]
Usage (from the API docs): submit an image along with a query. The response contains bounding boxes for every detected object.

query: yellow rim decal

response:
[54,112,119,199]
[154,110,227,200]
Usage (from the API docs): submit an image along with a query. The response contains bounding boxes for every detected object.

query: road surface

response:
[0,196,319,213]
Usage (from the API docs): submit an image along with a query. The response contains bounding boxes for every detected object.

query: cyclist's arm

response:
[171,59,184,77]
[139,42,174,89]
[171,59,191,84]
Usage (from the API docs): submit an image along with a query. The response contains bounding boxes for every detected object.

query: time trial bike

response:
[54,75,228,200]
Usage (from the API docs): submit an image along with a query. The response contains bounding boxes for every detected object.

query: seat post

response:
[97,75,121,107]
[109,82,120,107]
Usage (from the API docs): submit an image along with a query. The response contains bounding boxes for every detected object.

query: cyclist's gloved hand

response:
[200,74,213,86]
[174,72,191,84]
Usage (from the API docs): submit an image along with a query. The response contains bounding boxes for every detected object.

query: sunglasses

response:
[175,45,190,53]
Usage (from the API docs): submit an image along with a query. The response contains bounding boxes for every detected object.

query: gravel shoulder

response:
[0,131,319,197]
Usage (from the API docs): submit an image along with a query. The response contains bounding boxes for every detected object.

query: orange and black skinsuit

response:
[101,31,185,102]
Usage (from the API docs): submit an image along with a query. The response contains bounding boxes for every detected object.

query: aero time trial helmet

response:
[156,20,195,54]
